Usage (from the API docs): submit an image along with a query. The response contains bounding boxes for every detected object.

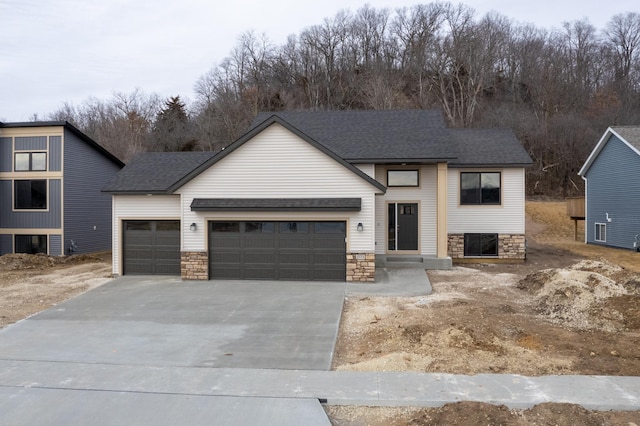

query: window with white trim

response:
[15,152,47,171]
[460,172,501,205]
[595,223,606,242]
[15,235,47,254]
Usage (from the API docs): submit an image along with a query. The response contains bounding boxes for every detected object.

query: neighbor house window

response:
[595,223,606,242]
[15,235,47,254]
[387,170,419,187]
[460,172,501,205]
[15,152,47,171]
[464,233,498,256]
[14,180,47,209]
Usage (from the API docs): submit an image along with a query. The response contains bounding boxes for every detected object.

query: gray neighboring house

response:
[579,126,640,251]
[103,110,532,282]
[0,121,124,255]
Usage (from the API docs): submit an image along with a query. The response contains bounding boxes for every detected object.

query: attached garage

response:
[209,221,346,281]
[123,220,180,275]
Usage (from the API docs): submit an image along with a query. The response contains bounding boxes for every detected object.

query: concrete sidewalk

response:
[1,360,639,412]
[346,266,432,296]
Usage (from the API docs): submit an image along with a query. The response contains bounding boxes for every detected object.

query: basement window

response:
[464,233,498,257]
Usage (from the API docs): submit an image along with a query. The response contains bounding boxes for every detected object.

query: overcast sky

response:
[1,0,637,122]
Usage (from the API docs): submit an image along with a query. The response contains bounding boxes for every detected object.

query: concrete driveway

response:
[0,276,346,370]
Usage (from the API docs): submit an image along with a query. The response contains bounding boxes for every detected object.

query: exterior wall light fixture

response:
[190,223,197,232]
[357,222,364,232]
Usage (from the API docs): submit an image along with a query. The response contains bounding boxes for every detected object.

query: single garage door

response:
[123,220,180,275]
[209,221,346,281]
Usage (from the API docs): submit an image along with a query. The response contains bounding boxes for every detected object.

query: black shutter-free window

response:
[15,180,47,209]
[464,233,498,256]
[460,172,501,205]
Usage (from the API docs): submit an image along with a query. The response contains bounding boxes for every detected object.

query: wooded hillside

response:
[49,3,640,197]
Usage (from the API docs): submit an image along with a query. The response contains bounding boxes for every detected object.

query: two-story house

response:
[0,121,124,255]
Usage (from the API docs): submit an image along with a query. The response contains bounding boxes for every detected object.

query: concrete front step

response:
[376,255,452,270]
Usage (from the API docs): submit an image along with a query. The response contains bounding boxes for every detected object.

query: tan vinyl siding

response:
[447,168,525,234]
[111,194,181,275]
[177,124,379,253]
[374,165,438,255]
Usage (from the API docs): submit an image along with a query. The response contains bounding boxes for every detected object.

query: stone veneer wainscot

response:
[448,234,526,261]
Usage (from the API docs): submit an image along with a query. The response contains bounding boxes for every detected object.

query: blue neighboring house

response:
[578,126,640,251]
[0,121,124,255]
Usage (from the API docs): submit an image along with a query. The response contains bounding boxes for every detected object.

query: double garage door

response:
[209,221,346,281]
[122,220,346,281]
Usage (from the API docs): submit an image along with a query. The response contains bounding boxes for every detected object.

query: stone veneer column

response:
[346,253,376,282]
[181,251,208,280]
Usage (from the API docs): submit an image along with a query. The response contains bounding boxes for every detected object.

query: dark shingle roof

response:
[102,151,216,193]
[252,110,531,166]
[252,110,453,162]
[105,110,532,193]
[611,126,640,152]
[449,128,533,166]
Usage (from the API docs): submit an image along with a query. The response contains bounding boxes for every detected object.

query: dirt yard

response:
[1,201,639,424]
[0,252,112,328]
[329,200,640,424]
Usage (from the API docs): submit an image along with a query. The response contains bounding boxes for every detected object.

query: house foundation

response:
[448,234,526,262]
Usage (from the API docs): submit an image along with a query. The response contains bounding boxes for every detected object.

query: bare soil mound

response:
[517,259,640,332]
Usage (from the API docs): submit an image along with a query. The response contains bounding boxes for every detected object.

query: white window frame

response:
[594,223,606,242]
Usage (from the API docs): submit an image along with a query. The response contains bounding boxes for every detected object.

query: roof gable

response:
[579,126,640,177]
[172,116,386,193]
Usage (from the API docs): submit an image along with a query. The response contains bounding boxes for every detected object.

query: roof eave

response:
[348,158,456,164]
[101,189,172,195]
[578,128,613,177]
[449,162,534,168]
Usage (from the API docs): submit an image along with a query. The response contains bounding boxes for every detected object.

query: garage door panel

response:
[210,266,242,279]
[211,251,241,263]
[279,268,311,280]
[313,238,345,250]
[245,236,276,249]
[245,267,277,280]
[155,235,179,245]
[212,238,241,249]
[125,262,154,275]
[314,267,345,281]
[123,220,180,275]
[314,252,346,264]
[209,221,346,281]
[280,252,310,264]
[245,252,277,263]
[126,234,154,245]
